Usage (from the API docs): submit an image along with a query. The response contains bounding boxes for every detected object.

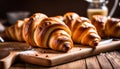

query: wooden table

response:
[0,20,120,69]
[9,49,120,69]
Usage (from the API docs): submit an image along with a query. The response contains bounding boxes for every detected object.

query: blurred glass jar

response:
[86,0,119,19]
[6,11,30,25]
[87,0,108,19]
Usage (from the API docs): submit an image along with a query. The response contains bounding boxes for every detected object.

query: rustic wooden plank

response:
[25,63,49,69]
[110,51,120,59]
[25,60,85,69]
[86,56,101,69]
[1,40,120,68]
[0,42,32,69]
[0,52,17,69]
[11,59,86,69]
[97,53,113,69]
[51,59,86,69]
[11,51,120,69]
[105,51,120,69]
[9,62,26,69]
[20,40,120,66]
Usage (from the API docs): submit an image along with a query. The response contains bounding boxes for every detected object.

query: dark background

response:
[0,0,120,19]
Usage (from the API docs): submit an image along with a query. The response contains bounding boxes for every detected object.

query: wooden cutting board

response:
[0,39,120,69]
[0,42,32,69]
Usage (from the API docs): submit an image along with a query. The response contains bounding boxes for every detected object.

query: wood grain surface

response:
[19,40,120,66]
[9,50,120,69]
[0,40,120,69]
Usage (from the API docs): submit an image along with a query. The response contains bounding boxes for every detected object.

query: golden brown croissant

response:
[105,18,120,38]
[64,12,101,47]
[5,18,29,41]
[91,15,107,38]
[91,15,120,38]
[23,13,48,46]
[34,18,73,52]
[4,13,73,52]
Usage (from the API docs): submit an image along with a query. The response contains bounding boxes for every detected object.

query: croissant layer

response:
[91,15,120,38]
[4,13,73,52]
[64,12,101,47]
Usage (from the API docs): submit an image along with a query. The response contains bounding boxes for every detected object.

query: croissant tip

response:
[91,41,99,47]
[63,43,72,52]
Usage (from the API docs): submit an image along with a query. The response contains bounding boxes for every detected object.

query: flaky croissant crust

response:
[4,13,73,52]
[64,12,101,47]
[91,15,120,38]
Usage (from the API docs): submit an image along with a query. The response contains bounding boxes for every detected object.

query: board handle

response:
[0,51,18,69]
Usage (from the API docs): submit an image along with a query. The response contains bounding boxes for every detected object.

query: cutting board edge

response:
[2,40,120,67]
[49,41,120,66]
[18,54,53,66]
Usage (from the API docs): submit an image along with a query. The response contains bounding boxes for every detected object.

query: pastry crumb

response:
[46,55,49,57]
[35,54,38,56]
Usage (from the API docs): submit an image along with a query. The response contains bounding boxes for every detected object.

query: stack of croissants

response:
[1,12,120,52]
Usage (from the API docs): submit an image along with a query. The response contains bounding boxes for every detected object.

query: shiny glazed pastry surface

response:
[91,15,120,38]
[5,13,73,52]
[5,12,120,51]
[64,12,101,47]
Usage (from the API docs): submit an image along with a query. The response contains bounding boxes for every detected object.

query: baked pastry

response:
[64,12,101,47]
[5,18,28,41]
[4,13,73,52]
[91,15,107,38]
[34,18,73,52]
[105,18,120,38]
[23,13,48,46]
[91,15,120,38]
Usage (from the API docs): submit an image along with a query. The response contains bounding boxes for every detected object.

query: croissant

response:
[23,13,48,46]
[34,18,73,52]
[91,15,120,38]
[5,18,29,41]
[64,12,101,47]
[4,13,73,52]
[90,15,107,38]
